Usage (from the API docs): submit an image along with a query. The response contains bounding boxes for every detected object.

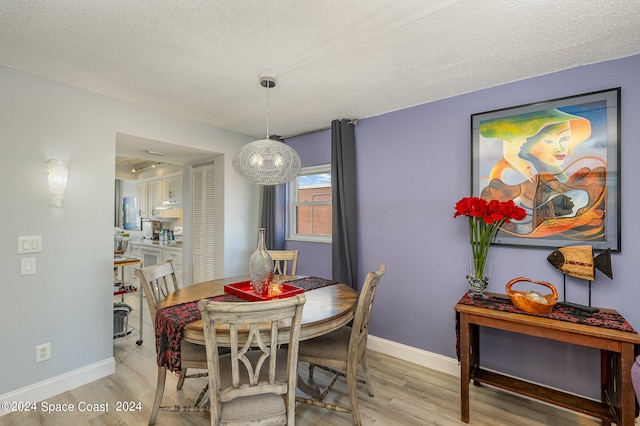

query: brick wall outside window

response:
[296,187,331,235]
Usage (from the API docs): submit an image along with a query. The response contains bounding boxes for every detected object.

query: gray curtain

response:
[260,184,286,250]
[331,119,358,289]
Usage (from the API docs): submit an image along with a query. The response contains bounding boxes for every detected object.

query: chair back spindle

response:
[269,250,299,276]
[351,263,386,360]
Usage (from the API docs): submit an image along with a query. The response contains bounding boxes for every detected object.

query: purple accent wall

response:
[288,55,640,398]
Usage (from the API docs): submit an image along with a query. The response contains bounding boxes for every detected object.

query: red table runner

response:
[156,277,336,372]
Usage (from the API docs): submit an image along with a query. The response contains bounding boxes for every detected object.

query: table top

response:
[158,275,358,345]
[455,292,640,345]
[114,257,142,267]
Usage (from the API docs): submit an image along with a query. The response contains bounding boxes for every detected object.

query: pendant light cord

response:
[266,83,270,139]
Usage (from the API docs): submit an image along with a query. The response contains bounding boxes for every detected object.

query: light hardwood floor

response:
[3,291,628,425]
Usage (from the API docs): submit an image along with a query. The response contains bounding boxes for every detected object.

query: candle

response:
[268,284,283,297]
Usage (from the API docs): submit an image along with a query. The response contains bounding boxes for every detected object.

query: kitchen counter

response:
[130,239,182,250]
[126,240,184,286]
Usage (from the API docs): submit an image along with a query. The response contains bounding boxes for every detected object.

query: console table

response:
[455,293,640,425]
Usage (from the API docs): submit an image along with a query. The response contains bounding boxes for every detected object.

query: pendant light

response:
[232,76,301,185]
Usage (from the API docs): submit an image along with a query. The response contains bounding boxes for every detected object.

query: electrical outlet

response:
[36,343,50,362]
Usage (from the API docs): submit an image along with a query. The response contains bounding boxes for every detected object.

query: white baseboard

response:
[0,358,116,416]
[368,335,460,378]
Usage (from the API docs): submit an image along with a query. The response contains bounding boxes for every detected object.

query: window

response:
[289,164,332,243]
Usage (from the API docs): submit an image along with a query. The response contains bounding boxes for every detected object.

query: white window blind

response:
[192,162,215,283]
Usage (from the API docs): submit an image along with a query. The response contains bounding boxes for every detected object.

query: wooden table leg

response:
[460,313,470,423]
[470,324,480,387]
[621,343,636,426]
[601,350,612,426]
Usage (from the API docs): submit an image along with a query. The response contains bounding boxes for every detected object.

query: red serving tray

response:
[224,281,303,301]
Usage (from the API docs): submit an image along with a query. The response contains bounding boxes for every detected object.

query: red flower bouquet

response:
[454,196,526,279]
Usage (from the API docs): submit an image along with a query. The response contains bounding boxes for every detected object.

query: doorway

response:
[115,132,221,286]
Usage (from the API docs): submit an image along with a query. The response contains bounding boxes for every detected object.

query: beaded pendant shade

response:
[232,76,301,185]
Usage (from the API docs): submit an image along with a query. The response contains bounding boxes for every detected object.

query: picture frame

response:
[471,88,621,251]
[123,196,138,230]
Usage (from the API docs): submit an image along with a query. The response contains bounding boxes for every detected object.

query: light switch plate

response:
[18,235,43,254]
[21,257,36,275]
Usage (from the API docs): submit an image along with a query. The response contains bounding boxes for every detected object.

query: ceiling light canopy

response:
[232,76,301,185]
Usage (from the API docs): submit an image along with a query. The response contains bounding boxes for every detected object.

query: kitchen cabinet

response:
[136,182,148,217]
[136,174,182,219]
[163,247,183,287]
[154,175,183,218]
[141,246,163,268]
[162,175,182,204]
[126,242,183,287]
[125,242,143,286]
[148,179,163,216]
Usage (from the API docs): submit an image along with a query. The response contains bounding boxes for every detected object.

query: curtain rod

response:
[283,118,358,140]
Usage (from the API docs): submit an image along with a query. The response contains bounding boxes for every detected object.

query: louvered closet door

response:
[192,162,215,283]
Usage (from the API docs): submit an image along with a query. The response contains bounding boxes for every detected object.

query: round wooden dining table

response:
[157,275,358,345]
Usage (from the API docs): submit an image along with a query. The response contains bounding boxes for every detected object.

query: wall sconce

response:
[47,159,69,207]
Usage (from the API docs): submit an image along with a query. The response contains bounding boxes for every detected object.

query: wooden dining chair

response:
[135,260,208,425]
[296,262,386,426]
[269,249,299,275]
[198,294,306,426]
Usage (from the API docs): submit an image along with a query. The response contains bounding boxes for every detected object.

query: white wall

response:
[0,65,258,402]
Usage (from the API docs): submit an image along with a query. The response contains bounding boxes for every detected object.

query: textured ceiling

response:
[1,0,639,145]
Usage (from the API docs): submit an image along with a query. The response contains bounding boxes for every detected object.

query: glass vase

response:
[249,228,274,295]
[465,256,491,299]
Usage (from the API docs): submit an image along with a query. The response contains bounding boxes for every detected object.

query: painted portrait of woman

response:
[476,103,610,243]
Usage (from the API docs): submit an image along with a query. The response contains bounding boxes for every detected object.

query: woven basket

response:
[506,277,558,314]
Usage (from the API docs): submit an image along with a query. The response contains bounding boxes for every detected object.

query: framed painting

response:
[471,88,620,251]
[123,196,138,230]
